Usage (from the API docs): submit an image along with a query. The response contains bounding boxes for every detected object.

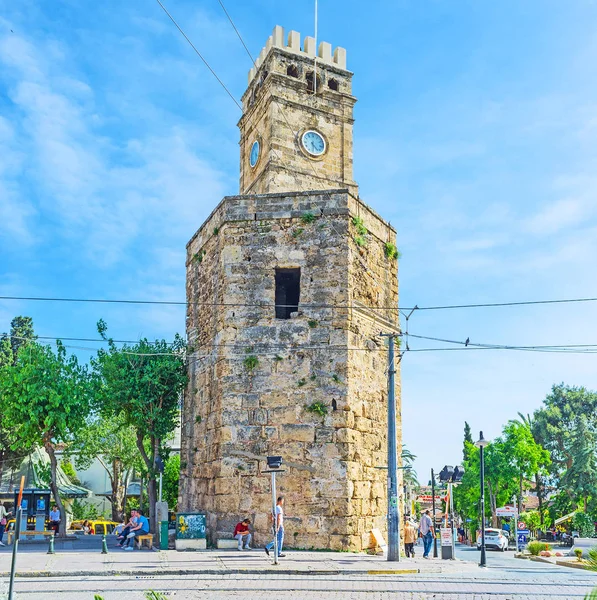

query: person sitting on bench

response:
[116,511,138,547]
[122,509,150,551]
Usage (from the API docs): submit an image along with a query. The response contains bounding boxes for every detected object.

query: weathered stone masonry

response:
[179,25,401,552]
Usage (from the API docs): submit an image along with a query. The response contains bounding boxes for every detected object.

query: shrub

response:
[527,541,551,556]
[586,546,597,570]
[575,547,584,560]
[308,320,318,328]
[354,235,367,247]
[292,228,304,238]
[301,212,316,224]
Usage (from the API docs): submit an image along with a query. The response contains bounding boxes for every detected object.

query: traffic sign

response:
[518,521,526,530]
[517,529,530,547]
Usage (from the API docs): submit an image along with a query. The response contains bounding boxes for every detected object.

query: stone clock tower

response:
[239,25,357,196]
[179,25,401,552]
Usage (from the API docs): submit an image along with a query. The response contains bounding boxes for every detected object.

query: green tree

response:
[163,454,180,511]
[463,421,473,462]
[534,384,597,511]
[0,316,36,481]
[91,321,187,534]
[0,341,91,535]
[67,413,139,522]
[502,420,551,515]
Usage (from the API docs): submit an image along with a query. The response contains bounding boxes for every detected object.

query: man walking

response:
[122,509,150,551]
[419,509,435,559]
[265,496,285,559]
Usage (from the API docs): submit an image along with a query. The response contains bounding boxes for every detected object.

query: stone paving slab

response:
[0,542,473,578]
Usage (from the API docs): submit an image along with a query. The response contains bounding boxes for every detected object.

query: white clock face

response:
[250,140,260,168]
[301,130,326,156]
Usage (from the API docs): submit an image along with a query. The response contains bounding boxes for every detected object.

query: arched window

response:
[306,71,322,93]
[287,64,299,78]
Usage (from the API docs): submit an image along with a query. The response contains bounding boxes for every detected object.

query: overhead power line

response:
[155,0,243,111]
[2,294,597,312]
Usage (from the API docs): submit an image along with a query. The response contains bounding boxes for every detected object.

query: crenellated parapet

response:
[248,25,347,85]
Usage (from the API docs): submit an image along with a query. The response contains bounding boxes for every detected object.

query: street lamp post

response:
[431,468,438,558]
[475,431,490,568]
[264,456,285,566]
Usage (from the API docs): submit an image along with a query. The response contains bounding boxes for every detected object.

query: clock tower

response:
[180,25,401,553]
[239,25,358,196]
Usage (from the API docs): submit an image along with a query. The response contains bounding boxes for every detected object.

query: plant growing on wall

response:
[301,211,316,224]
[305,402,328,417]
[244,355,259,371]
[384,242,401,260]
[292,227,304,238]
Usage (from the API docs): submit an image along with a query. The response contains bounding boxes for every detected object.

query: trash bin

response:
[160,521,168,550]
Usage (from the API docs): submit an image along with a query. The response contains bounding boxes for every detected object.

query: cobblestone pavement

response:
[3,569,597,600]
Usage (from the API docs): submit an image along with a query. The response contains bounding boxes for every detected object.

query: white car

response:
[477,528,509,551]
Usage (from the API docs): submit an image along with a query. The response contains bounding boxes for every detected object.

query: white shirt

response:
[419,513,433,535]
[275,505,284,527]
[0,505,7,521]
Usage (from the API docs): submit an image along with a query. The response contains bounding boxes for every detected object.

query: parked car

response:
[69,519,119,535]
[476,528,509,551]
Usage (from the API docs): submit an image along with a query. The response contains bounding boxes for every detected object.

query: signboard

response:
[371,528,388,555]
[496,505,517,517]
[518,521,526,530]
[517,529,530,547]
[440,527,452,547]
[176,513,206,540]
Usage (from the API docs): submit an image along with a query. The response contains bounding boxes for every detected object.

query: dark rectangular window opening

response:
[275,268,301,319]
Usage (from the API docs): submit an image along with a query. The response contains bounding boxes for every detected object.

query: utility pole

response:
[380,333,400,561]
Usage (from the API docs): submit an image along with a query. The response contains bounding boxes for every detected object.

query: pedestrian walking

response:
[234,518,252,550]
[265,496,285,558]
[419,509,435,559]
[0,501,11,547]
[404,519,417,557]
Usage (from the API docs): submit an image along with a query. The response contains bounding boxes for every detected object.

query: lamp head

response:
[475,431,490,448]
[266,456,283,470]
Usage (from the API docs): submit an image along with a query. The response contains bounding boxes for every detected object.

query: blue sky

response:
[2,0,597,481]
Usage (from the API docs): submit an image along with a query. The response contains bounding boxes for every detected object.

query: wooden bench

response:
[135,534,154,549]
[6,530,54,545]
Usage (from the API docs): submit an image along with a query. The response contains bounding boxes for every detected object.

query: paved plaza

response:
[1,539,597,599]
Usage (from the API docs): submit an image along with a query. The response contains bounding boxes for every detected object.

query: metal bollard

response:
[47,533,55,554]
[101,534,108,554]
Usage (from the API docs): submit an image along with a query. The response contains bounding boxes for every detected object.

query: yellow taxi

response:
[69,519,119,535]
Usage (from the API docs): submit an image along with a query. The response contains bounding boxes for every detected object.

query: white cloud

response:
[0,24,227,266]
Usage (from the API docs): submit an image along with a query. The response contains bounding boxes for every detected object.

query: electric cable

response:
[155,0,243,111]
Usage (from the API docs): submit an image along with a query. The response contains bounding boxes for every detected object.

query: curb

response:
[555,559,591,571]
[0,567,438,578]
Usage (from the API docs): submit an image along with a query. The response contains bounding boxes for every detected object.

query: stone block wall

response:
[179,189,400,551]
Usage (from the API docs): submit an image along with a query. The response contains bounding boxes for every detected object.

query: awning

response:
[555,511,576,526]
[0,448,92,500]
[97,482,141,498]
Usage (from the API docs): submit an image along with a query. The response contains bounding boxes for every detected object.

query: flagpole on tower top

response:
[314,0,318,93]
